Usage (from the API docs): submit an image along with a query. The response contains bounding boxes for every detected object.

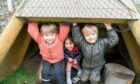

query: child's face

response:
[82,27,98,44]
[41,25,57,43]
[42,33,56,44]
[65,38,74,51]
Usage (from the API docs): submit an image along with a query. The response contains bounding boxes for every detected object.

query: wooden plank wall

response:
[119,23,140,74]
[0,15,31,79]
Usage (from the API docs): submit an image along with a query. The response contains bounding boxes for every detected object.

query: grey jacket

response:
[72,25,119,68]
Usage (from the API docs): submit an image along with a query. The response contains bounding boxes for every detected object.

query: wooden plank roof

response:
[16,0,140,23]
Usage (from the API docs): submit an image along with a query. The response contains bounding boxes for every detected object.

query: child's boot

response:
[72,66,82,83]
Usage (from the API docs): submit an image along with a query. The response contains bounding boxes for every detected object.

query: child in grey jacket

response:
[72,23,119,84]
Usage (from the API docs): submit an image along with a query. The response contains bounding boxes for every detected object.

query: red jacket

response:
[28,22,70,63]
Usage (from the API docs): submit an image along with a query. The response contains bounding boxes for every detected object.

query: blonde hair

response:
[40,23,58,34]
[82,24,98,35]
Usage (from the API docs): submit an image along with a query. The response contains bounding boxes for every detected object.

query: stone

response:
[1,21,7,26]
[0,10,4,15]
[0,0,27,32]
[0,16,5,20]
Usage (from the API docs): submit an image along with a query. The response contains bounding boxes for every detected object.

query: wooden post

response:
[119,24,140,73]
[0,14,25,64]
[130,20,140,47]
[21,17,128,23]
[37,63,42,80]
[0,14,32,79]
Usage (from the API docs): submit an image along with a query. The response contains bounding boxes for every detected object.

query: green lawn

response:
[0,66,38,84]
[136,4,140,12]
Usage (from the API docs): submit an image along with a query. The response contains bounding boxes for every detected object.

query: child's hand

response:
[104,23,112,30]
[73,23,77,26]
[73,59,78,64]
[68,58,73,62]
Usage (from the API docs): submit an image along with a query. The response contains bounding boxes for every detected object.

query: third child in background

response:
[64,35,82,84]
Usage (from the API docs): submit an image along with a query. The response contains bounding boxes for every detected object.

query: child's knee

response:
[66,66,72,71]
[41,70,51,79]
[54,69,64,76]
[89,72,100,82]
[66,63,72,71]
[89,73,100,84]
[80,74,89,82]
[89,76,100,82]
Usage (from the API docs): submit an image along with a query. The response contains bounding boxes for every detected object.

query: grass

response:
[135,4,140,13]
[0,65,38,84]
[136,4,140,9]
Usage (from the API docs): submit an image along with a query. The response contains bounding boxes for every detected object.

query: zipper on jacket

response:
[87,44,93,79]
[48,45,52,63]
[90,45,93,68]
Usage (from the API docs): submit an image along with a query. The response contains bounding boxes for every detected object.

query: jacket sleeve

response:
[59,24,70,41]
[75,51,81,62]
[102,28,119,48]
[27,22,40,43]
[72,25,84,46]
[64,52,69,61]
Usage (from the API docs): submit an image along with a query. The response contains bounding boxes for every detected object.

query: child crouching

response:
[64,35,82,84]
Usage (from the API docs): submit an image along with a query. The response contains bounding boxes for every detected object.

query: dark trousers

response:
[41,60,66,84]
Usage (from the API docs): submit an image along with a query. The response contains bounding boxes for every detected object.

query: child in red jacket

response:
[28,22,70,84]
